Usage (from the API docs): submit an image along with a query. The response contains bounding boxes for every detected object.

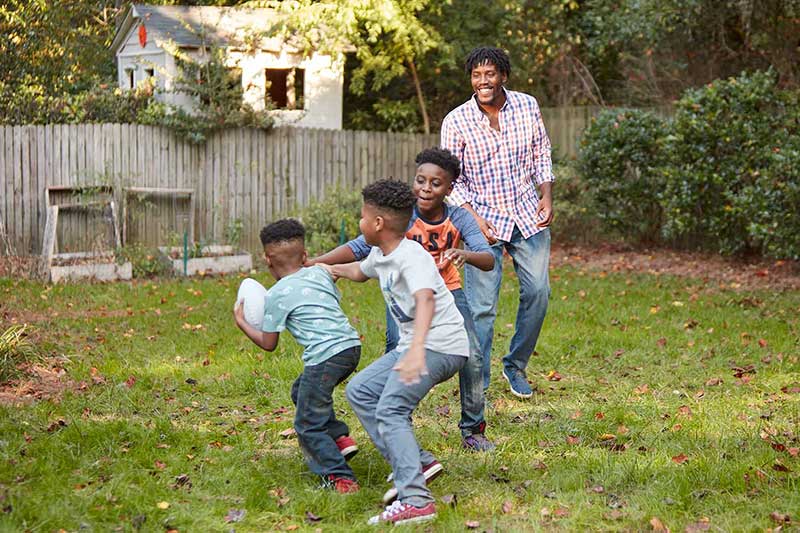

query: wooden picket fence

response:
[0,107,605,255]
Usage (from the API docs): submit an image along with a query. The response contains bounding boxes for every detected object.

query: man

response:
[440,46,554,399]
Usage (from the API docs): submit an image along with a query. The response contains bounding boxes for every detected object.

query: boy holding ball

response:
[233,219,362,493]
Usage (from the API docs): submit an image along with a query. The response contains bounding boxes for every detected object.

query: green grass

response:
[0,262,798,532]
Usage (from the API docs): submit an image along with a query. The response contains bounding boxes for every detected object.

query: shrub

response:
[293,187,363,256]
[660,70,800,257]
[550,164,604,245]
[577,108,669,243]
[0,325,38,382]
[117,243,174,279]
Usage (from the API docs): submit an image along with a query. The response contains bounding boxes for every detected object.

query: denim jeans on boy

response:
[346,348,465,507]
[290,345,361,479]
[464,226,550,389]
[384,289,485,438]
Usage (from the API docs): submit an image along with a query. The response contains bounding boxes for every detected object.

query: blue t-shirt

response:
[261,266,361,366]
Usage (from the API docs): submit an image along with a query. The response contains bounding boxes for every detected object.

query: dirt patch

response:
[551,243,800,291]
[0,362,80,406]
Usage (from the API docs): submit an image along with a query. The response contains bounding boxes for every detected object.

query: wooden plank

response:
[12,126,23,253]
[261,130,271,228]
[0,127,6,250]
[40,205,58,278]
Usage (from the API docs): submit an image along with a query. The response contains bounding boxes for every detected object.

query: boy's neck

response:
[272,263,303,281]
[416,202,445,221]
[377,234,405,256]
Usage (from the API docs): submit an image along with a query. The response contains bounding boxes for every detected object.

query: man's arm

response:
[392,289,433,385]
[233,303,279,351]
[529,97,555,228]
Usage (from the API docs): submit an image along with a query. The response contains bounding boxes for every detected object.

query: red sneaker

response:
[328,475,359,494]
[335,435,358,460]
[368,501,436,526]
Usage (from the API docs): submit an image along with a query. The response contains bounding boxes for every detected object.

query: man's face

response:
[471,62,507,107]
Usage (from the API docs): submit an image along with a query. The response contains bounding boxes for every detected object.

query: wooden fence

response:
[0,107,603,255]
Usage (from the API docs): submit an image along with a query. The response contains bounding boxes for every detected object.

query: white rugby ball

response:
[235,278,268,329]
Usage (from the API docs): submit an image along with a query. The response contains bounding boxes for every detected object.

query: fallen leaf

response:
[553,507,570,518]
[598,433,616,441]
[440,494,457,507]
[672,454,688,464]
[772,462,790,473]
[46,419,67,432]
[770,511,791,523]
[634,384,650,395]
[604,510,624,520]
[547,370,562,381]
[678,405,692,417]
[656,337,667,347]
[705,377,722,386]
[685,518,711,532]
[501,500,513,514]
[788,447,799,457]
[125,375,136,388]
[588,485,604,493]
[279,428,296,439]
[566,435,581,445]
[595,412,605,420]
[285,525,299,531]
[758,338,768,348]
[224,509,246,523]
[650,516,669,531]
[305,511,322,523]
[465,520,480,529]
[156,501,170,509]
[154,460,166,470]
[434,405,450,417]
[570,410,582,420]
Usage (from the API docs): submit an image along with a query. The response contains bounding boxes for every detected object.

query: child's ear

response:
[375,215,385,232]
[301,249,308,264]
[263,252,271,267]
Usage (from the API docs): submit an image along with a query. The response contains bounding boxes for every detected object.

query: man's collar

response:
[469,87,511,118]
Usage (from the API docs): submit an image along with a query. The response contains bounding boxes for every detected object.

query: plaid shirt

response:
[441,88,555,242]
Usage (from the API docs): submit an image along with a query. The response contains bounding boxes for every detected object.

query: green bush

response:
[117,243,174,279]
[577,70,800,258]
[293,187,363,256]
[550,164,604,245]
[577,108,669,243]
[660,70,800,257]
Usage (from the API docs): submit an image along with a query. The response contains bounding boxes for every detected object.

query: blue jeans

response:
[346,348,465,507]
[290,345,361,479]
[464,227,550,389]
[384,289,485,438]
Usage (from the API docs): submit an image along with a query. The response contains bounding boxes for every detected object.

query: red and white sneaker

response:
[327,475,359,494]
[382,460,443,504]
[367,501,436,526]
[335,435,358,460]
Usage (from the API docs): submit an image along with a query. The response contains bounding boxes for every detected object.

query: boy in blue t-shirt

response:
[234,219,362,494]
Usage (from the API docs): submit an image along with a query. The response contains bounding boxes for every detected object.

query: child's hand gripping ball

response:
[235,278,268,329]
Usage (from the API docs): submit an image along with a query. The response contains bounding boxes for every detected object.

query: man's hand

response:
[475,215,498,244]
[536,183,554,228]
[393,345,428,385]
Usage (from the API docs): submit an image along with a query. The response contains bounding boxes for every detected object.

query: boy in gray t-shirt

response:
[234,219,362,494]
[321,180,468,526]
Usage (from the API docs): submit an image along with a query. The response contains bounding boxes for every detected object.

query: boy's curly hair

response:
[415,147,461,182]
[465,46,511,78]
[361,179,416,232]
[259,218,305,246]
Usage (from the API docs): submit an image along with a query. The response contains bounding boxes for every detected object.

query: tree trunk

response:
[407,59,430,134]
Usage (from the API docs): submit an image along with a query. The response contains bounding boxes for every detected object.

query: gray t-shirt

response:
[359,238,469,357]
[261,266,361,366]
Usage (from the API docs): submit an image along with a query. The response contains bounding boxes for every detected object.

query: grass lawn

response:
[1,260,799,532]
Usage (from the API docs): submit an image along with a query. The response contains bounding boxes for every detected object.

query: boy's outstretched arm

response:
[318,262,369,283]
[393,289,433,385]
[233,303,279,352]
[306,244,356,266]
